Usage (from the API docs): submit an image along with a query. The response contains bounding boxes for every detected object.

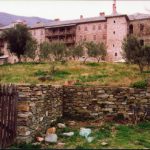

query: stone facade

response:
[76,21,107,44]
[16,84,150,143]
[106,16,128,61]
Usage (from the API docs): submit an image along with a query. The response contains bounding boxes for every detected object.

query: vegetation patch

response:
[53,70,71,79]
[130,80,147,89]
[78,74,108,82]
[85,62,100,67]
[10,121,150,149]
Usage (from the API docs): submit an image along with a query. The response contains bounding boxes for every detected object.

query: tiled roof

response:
[45,16,106,28]
[128,13,150,20]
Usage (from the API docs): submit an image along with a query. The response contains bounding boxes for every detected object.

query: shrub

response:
[86,62,100,67]
[34,70,48,76]
[131,80,147,89]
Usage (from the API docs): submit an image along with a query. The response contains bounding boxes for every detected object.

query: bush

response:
[131,80,147,89]
[86,62,100,67]
[34,70,48,76]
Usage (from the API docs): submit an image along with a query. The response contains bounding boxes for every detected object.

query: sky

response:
[0,0,150,20]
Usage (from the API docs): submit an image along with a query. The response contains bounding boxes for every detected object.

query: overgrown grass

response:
[0,61,149,86]
[11,121,150,149]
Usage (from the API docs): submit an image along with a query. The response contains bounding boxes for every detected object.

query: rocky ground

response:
[11,119,150,149]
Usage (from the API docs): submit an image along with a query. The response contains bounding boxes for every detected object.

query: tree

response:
[2,24,32,62]
[122,35,145,73]
[85,41,107,62]
[71,43,84,60]
[142,44,150,69]
[49,42,68,61]
[40,41,51,61]
[39,41,68,74]
[24,38,37,61]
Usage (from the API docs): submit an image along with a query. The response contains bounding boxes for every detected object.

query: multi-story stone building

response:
[0,0,150,63]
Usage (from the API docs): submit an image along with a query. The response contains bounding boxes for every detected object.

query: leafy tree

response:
[142,44,150,69]
[122,35,145,73]
[85,41,107,63]
[2,24,32,62]
[49,42,68,61]
[39,41,51,61]
[71,43,84,60]
[39,41,68,75]
[24,38,37,61]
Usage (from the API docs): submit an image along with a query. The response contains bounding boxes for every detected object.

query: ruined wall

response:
[17,85,63,143]
[106,16,128,62]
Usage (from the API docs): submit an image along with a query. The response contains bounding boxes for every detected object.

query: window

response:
[33,30,36,36]
[78,26,80,30]
[98,25,101,30]
[140,24,144,32]
[41,30,43,35]
[129,24,133,34]
[113,31,115,34]
[84,26,88,31]
[115,52,117,56]
[93,25,95,30]
[113,44,115,47]
[114,20,116,23]
[84,35,86,41]
[93,35,96,40]
[140,39,144,46]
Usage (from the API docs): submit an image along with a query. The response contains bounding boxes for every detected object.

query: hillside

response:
[0,12,52,26]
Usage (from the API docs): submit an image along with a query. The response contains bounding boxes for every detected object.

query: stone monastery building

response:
[0,0,150,63]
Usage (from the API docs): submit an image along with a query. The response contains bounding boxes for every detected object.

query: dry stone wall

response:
[17,84,63,143]
[63,86,150,120]
[16,84,150,143]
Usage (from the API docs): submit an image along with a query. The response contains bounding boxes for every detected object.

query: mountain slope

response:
[0,12,52,26]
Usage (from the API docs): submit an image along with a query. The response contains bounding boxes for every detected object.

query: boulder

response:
[62,132,74,137]
[101,141,108,146]
[36,137,44,142]
[86,136,94,143]
[46,127,56,135]
[68,121,76,126]
[79,128,91,138]
[45,134,57,143]
[57,123,66,128]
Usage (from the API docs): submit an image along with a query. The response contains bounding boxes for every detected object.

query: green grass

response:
[0,61,149,86]
[11,121,150,149]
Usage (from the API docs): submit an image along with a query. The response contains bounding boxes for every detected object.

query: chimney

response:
[99,12,105,16]
[112,0,117,15]
[54,18,60,21]
[80,15,83,19]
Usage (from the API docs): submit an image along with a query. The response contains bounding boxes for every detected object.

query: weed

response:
[34,70,48,76]
[53,70,71,78]
[131,80,147,89]
[78,74,108,82]
[85,62,100,67]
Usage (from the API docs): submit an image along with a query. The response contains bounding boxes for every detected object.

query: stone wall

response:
[17,84,63,143]
[63,86,150,120]
[16,84,150,143]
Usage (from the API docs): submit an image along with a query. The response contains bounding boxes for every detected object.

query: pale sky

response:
[0,0,150,20]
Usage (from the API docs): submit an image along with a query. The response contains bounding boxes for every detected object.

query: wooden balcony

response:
[46,29,76,37]
[0,42,4,47]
